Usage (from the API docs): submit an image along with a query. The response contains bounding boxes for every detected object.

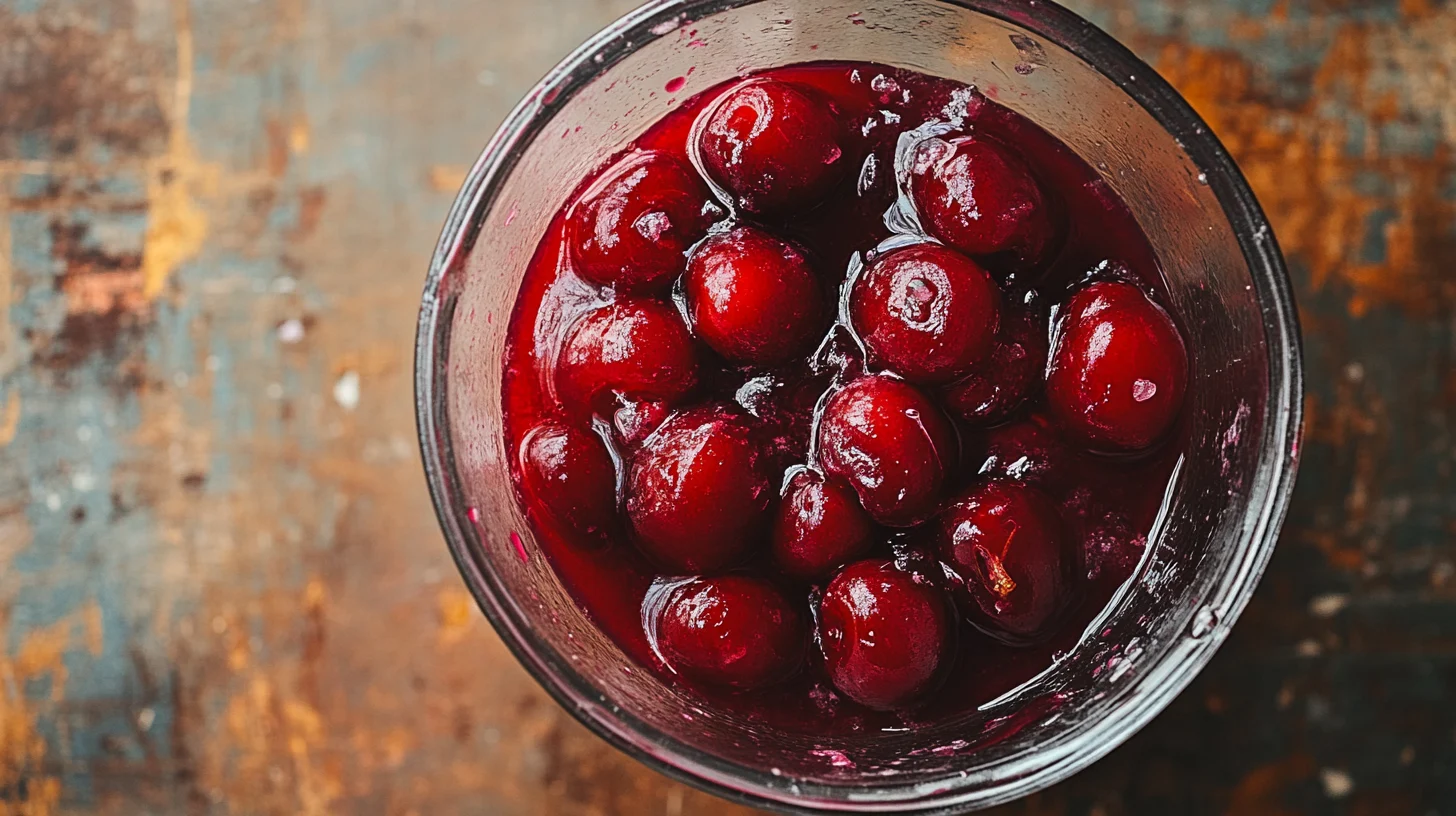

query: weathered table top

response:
[0,0,1451,813]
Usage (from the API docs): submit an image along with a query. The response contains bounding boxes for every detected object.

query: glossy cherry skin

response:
[611,398,673,450]
[771,470,875,580]
[556,300,698,414]
[568,151,718,293]
[819,560,954,710]
[944,308,1048,426]
[817,375,957,527]
[655,575,807,689]
[1045,281,1188,451]
[909,135,1056,268]
[850,243,1002,384]
[686,226,826,365]
[698,79,847,214]
[626,406,773,572]
[937,481,1076,645]
[975,416,1078,495]
[517,420,618,540]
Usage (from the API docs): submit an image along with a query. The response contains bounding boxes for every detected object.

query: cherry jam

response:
[501,62,1187,734]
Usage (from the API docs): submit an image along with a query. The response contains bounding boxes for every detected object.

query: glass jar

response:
[415,1,1304,811]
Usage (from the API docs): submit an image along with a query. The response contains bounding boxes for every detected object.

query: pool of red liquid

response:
[500,62,1182,734]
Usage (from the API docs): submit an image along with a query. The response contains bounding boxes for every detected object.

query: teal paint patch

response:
[1360,208,1397,264]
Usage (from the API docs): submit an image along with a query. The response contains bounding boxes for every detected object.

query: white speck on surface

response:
[76,425,94,442]
[265,383,284,400]
[333,371,360,411]
[477,69,499,86]
[72,470,95,492]
[205,355,221,372]
[1197,172,1209,185]
[137,708,155,730]
[271,276,297,293]
[1308,593,1349,618]
[44,493,61,512]
[172,371,189,387]
[1296,639,1322,657]
[1344,361,1365,382]
[1320,768,1353,798]
[277,319,305,344]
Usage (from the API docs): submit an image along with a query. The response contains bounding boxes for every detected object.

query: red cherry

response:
[819,560,954,710]
[771,471,875,580]
[698,79,847,214]
[943,308,1048,425]
[654,575,807,689]
[569,151,718,293]
[626,406,773,572]
[1046,281,1188,451]
[517,420,618,540]
[976,416,1077,494]
[937,481,1076,644]
[850,243,1002,383]
[556,300,698,414]
[909,135,1056,268]
[818,375,956,527]
[686,226,827,365]
[611,399,672,450]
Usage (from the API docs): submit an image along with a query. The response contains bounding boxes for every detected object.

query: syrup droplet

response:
[665,76,687,93]
[1132,378,1158,402]
[509,530,530,563]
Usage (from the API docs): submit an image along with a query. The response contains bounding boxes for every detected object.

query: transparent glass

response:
[414,0,1304,811]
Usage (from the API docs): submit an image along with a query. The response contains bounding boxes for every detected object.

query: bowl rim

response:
[414,0,1305,811]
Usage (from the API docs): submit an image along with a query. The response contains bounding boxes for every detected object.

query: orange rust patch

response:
[1155,29,1456,318]
[0,606,103,815]
[429,165,469,193]
[437,588,478,648]
[290,186,327,242]
[1226,754,1316,815]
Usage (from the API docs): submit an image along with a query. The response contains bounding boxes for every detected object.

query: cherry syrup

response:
[500,62,1187,735]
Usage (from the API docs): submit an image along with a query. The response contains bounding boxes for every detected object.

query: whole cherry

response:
[850,243,1002,384]
[626,406,773,572]
[654,575,807,689]
[569,151,718,293]
[771,470,875,580]
[556,300,698,414]
[818,375,957,527]
[517,420,618,541]
[819,560,955,710]
[1045,281,1188,451]
[937,480,1076,644]
[909,135,1058,269]
[686,226,827,365]
[698,79,847,214]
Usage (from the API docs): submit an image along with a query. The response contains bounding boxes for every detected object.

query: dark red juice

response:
[500,62,1187,735]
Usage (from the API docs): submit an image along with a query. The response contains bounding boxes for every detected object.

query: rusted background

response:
[0,0,1451,813]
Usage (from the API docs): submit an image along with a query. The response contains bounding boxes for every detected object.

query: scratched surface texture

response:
[0,0,1451,813]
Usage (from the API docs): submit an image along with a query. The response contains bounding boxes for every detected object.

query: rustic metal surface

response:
[0,0,1450,813]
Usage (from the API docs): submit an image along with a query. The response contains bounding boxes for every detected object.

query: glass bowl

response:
[414,0,1304,812]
